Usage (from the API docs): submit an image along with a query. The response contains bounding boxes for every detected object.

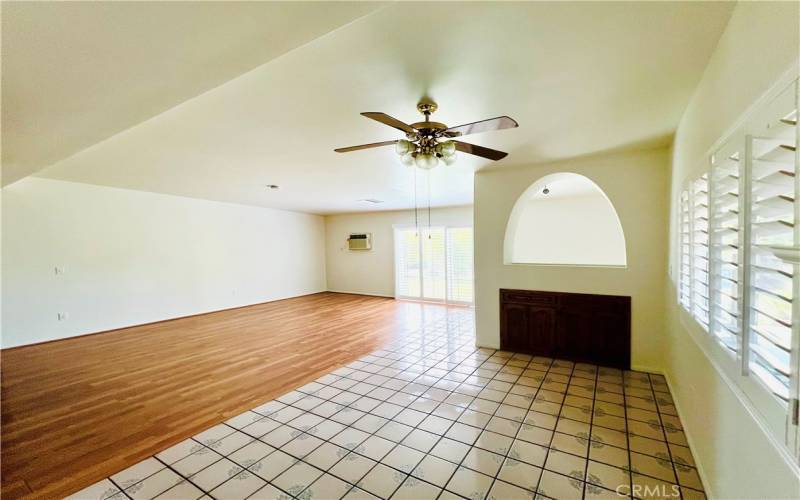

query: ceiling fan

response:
[335,98,518,169]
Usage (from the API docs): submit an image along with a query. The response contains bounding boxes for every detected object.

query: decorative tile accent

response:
[69,311,700,499]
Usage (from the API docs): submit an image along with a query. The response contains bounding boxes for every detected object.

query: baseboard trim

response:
[326,289,395,299]
[1,290,328,351]
[631,364,662,374]
[662,370,714,498]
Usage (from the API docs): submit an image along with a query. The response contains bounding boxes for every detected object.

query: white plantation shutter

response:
[394,228,421,298]
[692,174,710,328]
[679,190,692,309]
[710,142,743,353]
[745,86,797,402]
[446,227,474,303]
[421,227,446,300]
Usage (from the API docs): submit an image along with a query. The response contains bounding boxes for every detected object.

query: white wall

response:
[508,189,626,266]
[665,1,800,498]
[325,206,473,297]
[475,147,669,371]
[1,177,327,348]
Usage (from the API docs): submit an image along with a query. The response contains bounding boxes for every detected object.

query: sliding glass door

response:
[394,226,474,304]
[446,227,475,304]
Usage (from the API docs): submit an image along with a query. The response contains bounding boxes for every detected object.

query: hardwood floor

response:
[0,292,463,499]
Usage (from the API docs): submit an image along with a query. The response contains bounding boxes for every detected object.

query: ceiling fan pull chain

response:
[413,165,419,237]
[427,169,432,239]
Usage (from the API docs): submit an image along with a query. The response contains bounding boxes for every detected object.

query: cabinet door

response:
[501,303,530,352]
[528,306,557,357]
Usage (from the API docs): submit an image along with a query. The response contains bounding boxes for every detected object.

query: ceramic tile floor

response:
[68,309,704,500]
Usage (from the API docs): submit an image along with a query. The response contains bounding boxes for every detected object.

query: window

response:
[677,77,798,455]
[394,226,474,304]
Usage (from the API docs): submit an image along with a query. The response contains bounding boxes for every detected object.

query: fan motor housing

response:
[410,121,448,134]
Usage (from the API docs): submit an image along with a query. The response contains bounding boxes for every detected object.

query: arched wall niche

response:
[503,172,627,266]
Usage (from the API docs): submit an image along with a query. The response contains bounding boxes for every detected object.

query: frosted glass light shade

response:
[439,140,456,157]
[399,152,415,166]
[415,153,439,169]
[396,140,414,155]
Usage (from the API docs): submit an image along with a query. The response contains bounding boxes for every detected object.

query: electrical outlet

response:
[54,266,65,275]
[57,312,68,321]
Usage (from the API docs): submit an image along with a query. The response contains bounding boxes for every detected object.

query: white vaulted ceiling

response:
[1,1,384,185]
[3,2,734,214]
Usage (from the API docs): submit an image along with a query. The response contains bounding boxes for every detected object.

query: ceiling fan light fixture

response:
[399,152,415,166]
[415,152,438,170]
[395,139,413,155]
[439,140,456,157]
[335,100,518,168]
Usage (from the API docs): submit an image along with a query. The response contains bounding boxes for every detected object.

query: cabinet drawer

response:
[500,289,559,306]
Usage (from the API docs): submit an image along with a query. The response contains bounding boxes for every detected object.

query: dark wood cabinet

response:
[529,307,556,356]
[499,289,631,369]
[501,302,530,351]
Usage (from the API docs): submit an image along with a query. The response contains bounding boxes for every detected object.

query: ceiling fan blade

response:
[454,141,508,161]
[361,112,416,134]
[445,116,518,138]
[334,140,397,153]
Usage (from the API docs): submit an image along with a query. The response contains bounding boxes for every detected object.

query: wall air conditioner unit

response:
[347,233,372,251]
